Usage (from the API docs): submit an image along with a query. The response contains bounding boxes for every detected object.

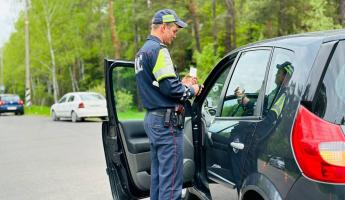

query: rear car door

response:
[102,60,197,199]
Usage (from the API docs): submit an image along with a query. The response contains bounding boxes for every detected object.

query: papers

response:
[189,67,197,77]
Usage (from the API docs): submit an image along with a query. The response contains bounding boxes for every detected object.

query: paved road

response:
[0,115,112,200]
[0,115,237,200]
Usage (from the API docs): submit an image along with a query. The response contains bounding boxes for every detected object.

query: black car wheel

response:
[51,110,59,121]
[71,111,79,123]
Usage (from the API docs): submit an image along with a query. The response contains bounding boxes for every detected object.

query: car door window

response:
[59,96,67,103]
[221,50,271,117]
[112,67,144,120]
[67,95,74,102]
[264,48,294,112]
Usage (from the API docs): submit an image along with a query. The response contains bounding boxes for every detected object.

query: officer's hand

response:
[192,84,203,96]
[182,75,197,86]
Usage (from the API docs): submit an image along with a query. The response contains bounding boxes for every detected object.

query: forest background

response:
[1,0,345,107]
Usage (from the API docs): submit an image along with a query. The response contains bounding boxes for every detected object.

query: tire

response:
[71,111,79,123]
[51,110,59,121]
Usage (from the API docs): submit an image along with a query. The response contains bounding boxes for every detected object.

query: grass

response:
[24,105,145,120]
[117,110,145,120]
[25,105,51,116]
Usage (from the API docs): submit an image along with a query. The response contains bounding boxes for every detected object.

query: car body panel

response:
[50,92,107,121]
[0,94,24,115]
[102,30,345,200]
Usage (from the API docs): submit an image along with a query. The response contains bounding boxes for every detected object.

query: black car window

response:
[221,50,271,117]
[204,66,231,114]
[313,41,345,125]
[59,97,67,103]
[68,95,75,102]
[80,93,104,101]
[113,67,144,120]
[264,48,294,112]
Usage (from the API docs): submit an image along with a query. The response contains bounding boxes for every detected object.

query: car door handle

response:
[230,142,244,150]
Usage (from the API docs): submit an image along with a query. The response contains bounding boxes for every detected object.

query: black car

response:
[0,94,24,115]
[102,30,345,200]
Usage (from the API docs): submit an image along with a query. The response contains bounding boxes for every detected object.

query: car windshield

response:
[80,93,104,101]
[1,95,19,101]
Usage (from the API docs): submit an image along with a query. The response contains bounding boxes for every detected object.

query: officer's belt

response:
[149,108,174,117]
[149,107,185,129]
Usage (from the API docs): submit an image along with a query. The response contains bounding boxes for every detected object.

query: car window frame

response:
[215,47,274,121]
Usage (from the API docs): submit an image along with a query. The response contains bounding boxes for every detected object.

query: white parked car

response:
[50,92,108,122]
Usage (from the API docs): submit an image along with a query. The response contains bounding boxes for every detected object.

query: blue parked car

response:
[0,94,24,115]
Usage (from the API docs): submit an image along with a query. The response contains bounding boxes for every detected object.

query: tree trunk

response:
[188,0,201,52]
[43,1,59,103]
[69,62,79,92]
[340,0,345,26]
[212,0,218,55]
[108,0,121,59]
[225,0,236,51]
[278,0,287,36]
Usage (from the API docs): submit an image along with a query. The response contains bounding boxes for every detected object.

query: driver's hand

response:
[234,86,245,97]
[234,87,247,104]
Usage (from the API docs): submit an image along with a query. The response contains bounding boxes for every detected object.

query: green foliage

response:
[194,43,220,82]
[115,89,133,112]
[88,83,106,97]
[1,0,342,106]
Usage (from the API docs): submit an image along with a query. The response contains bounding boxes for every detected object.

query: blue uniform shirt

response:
[135,35,195,110]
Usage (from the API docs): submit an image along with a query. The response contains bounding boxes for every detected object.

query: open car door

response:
[102,59,200,199]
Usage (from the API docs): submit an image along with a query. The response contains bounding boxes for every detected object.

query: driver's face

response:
[275,69,286,85]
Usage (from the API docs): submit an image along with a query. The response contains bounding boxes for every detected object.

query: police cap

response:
[152,9,187,28]
[277,61,294,76]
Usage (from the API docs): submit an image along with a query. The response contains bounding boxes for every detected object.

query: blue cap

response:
[152,9,187,28]
[277,61,294,76]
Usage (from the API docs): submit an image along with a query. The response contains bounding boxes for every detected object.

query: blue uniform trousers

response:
[144,111,184,200]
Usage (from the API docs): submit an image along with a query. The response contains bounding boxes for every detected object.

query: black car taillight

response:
[0,100,4,105]
[292,105,345,183]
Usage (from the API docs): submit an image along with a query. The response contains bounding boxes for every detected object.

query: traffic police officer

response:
[134,9,201,200]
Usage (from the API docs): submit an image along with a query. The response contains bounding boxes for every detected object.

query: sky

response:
[0,0,24,48]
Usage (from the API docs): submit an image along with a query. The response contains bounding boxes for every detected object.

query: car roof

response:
[228,29,345,54]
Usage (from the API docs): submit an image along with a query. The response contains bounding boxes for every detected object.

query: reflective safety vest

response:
[268,87,287,118]
[135,35,195,110]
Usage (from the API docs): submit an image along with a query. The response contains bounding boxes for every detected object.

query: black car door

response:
[195,48,273,196]
[102,60,197,199]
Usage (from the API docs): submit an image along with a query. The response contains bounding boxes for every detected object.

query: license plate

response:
[7,106,16,110]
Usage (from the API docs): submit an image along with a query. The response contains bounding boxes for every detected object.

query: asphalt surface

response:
[0,115,237,200]
[0,115,112,200]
